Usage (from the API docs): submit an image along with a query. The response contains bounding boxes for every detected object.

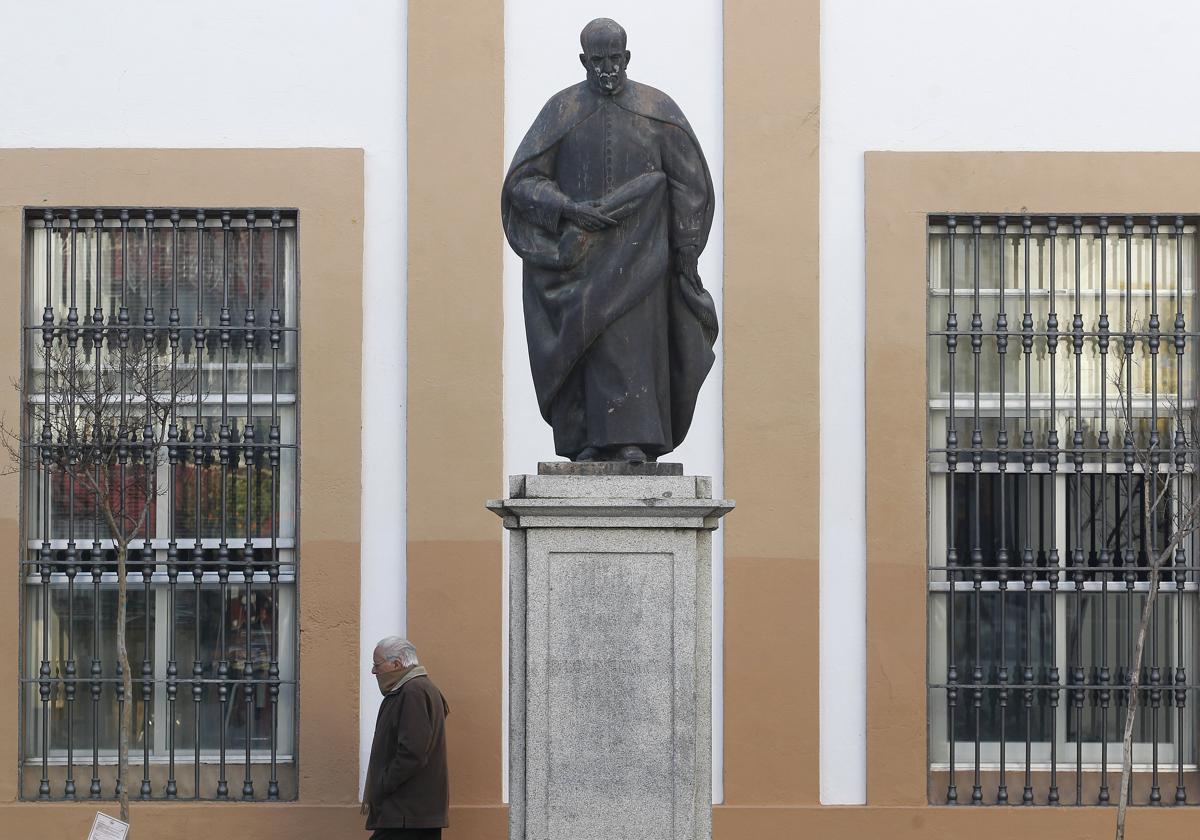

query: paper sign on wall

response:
[87,812,130,840]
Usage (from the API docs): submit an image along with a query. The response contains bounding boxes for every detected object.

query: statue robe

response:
[502,80,718,459]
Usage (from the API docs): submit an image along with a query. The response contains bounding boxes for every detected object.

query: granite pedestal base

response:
[488,466,733,840]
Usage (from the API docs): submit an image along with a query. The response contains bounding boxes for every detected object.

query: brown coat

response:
[364,673,450,830]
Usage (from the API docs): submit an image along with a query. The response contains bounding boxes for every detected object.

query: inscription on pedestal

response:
[547,553,674,838]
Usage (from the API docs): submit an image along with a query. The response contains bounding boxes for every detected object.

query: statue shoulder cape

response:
[506,80,699,179]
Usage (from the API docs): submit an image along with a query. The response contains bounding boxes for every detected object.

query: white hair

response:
[376,636,419,668]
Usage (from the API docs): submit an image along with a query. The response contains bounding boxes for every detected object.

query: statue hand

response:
[563,202,617,232]
[676,245,702,292]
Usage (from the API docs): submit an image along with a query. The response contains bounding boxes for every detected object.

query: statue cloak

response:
[502,80,718,458]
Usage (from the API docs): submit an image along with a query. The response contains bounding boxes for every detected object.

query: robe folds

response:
[502,80,718,459]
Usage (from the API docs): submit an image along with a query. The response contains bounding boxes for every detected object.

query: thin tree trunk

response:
[1114,473,1198,838]
[117,539,131,825]
[1115,567,1157,840]
[95,491,141,828]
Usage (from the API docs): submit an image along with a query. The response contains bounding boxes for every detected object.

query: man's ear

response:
[623,50,631,67]
[579,53,588,70]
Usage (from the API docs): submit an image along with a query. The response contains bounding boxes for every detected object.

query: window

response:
[927,215,1198,805]
[20,208,299,801]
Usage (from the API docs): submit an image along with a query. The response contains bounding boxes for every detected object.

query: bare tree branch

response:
[2,331,203,826]
[1113,352,1198,840]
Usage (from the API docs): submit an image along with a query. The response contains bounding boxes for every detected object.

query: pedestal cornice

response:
[487,473,734,530]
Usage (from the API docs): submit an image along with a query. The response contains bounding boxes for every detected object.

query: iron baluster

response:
[1122,216,1135,806]
[217,211,232,800]
[192,210,208,800]
[1071,216,1085,805]
[945,216,959,805]
[1148,217,1162,805]
[140,210,155,801]
[63,209,81,800]
[268,210,282,800]
[243,211,257,801]
[1173,216,1188,805]
[114,209,131,802]
[1020,215,1035,805]
[36,210,54,800]
[970,215,984,806]
[166,210,181,799]
[996,216,1009,805]
[1098,217,1112,804]
[1046,216,1061,805]
[89,209,105,800]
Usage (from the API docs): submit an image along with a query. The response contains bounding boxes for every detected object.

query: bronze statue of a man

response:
[502,17,718,464]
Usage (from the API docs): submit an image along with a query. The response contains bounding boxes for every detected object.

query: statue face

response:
[579,30,629,95]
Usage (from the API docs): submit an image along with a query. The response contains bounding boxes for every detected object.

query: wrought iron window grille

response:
[927,214,1200,806]
[18,208,300,801]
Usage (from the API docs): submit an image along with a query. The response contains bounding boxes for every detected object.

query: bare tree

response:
[1112,357,1200,840]
[3,310,195,826]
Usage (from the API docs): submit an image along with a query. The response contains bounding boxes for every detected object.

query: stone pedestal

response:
[488,465,733,840]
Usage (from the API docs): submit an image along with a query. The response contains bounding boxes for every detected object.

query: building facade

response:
[3,0,1200,838]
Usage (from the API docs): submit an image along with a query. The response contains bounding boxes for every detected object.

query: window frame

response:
[17,207,302,800]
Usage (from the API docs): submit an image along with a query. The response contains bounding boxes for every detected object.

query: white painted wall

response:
[504,1,725,802]
[21,0,1186,812]
[821,0,1200,804]
[0,0,407,798]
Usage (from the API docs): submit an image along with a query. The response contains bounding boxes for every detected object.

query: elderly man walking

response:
[364,637,450,840]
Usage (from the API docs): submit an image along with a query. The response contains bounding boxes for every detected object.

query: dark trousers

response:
[370,830,442,840]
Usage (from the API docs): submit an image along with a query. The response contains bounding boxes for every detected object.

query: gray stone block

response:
[536,461,685,477]
[491,475,732,840]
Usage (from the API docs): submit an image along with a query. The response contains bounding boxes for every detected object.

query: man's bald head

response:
[579,18,630,95]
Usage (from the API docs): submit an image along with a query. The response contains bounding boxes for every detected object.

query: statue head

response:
[579,18,629,95]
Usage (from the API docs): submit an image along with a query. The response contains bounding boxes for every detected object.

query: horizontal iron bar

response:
[929,330,1199,339]
[22,571,296,585]
[20,442,297,452]
[28,753,294,766]
[20,677,294,686]
[928,213,1200,224]
[26,325,298,333]
[25,538,295,550]
[929,290,1197,298]
[928,581,1198,592]
[22,394,297,405]
[930,762,1197,773]
[931,682,1200,690]
[928,459,1198,470]
[28,207,298,221]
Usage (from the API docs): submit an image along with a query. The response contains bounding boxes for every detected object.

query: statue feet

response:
[571,445,648,464]
[614,445,646,465]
